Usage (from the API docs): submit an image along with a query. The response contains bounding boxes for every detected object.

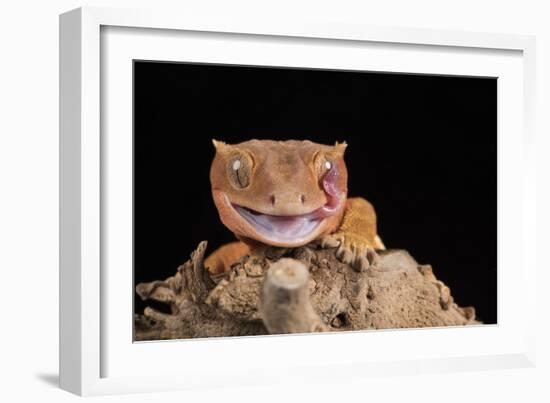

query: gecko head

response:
[210,139,348,247]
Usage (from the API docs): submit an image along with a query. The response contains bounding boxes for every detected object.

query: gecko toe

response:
[353,255,371,272]
[365,247,380,267]
[352,247,379,272]
[320,236,341,249]
[336,244,354,264]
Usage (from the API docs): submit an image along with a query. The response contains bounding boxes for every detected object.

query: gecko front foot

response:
[318,233,379,272]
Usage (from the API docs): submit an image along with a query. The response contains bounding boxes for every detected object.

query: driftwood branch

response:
[134,241,478,341]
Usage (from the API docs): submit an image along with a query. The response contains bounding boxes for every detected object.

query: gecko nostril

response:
[300,194,306,204]
[270,195,276,205]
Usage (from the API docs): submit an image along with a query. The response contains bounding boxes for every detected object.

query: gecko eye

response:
[227,154,252,189]
[313,151,333,178]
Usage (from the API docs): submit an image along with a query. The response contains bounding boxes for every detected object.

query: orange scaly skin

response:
[205,139,384,275]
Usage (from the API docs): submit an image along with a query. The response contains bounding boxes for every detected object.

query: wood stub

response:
[260,258,328,334]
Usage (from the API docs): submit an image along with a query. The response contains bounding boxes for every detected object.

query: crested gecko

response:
[205,139,385,275]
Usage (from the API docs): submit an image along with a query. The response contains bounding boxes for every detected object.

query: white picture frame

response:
[59,6,537,396]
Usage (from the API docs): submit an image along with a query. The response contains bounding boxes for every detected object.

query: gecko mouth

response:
[232,204,325,242]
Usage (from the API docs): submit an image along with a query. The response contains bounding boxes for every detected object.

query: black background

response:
[134,61,497,324]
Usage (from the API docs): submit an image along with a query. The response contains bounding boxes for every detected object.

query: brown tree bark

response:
[134,241,478,341]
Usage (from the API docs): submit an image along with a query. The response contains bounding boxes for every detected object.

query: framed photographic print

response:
[60,6,537,396]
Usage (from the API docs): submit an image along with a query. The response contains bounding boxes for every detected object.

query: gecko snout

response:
[269,193,306,206]
[267,191,310,215]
